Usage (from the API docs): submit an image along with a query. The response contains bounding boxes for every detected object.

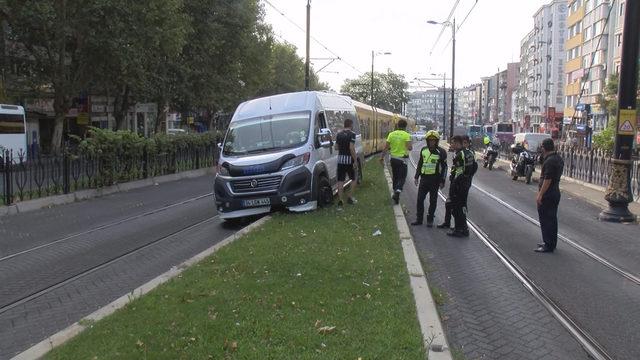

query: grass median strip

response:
[47,164,425,359]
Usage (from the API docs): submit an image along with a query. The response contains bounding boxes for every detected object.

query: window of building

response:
[591,80,601,94]
[585,0,592,11]
[620,1,625,17]
[616,33,622,47]
[584,25,593,40]
[593,20,603,36]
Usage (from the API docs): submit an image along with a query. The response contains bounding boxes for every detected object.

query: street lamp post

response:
[599,0,638,223]
[370,51,392,107]
[428,18,456,139]
[304,0,311,91]
[431,73,447,138]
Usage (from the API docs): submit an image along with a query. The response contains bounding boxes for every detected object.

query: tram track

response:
[470,183,640,286]
[0,192,214,263]
[408,153,615,360]
[0,215,220,316]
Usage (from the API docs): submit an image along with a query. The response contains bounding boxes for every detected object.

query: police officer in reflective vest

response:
[412,131,447,227]
[446,135,477,237]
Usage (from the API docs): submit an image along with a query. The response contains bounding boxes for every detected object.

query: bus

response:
[0,104,27,161]
[483,124,494,138]
[495,122,515,144]
[468,125,483,139]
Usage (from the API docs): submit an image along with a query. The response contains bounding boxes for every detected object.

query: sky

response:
[263,0,553,92]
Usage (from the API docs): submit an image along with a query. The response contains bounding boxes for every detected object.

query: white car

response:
[412,131,426,141]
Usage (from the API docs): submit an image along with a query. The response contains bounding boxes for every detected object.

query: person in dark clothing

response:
[438,135,476,230]
[412,130,447,227]
[535,138,564,253]
[446,135,476,237]
[335,118,358,207]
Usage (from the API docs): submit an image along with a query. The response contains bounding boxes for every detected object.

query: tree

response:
[83,0,189,131]
[597,72,640,151]
[593,118,615,151]
[0,0,94,152]
[340,70,409,113]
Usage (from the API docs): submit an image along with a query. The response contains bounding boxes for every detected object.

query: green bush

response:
[76,128,219,185]
[593,119,615,151]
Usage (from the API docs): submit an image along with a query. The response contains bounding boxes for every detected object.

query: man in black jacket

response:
[447,135,476,237]
[412,130,448,227]
[535,138,564,253]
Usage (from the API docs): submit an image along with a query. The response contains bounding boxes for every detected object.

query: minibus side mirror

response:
[317,128,332,148]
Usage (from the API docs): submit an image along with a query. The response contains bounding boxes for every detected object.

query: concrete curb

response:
[382,167,452,360]
[0,168,214,218]
[11,215,271,360]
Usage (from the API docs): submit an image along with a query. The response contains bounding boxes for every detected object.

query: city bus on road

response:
[494,122,514,144]
[468,125,483,139]
[0,104,27,162]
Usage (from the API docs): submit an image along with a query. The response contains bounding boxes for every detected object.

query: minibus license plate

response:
[243,198,270,207]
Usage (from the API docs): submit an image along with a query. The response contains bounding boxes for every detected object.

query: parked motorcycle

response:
[483,143,500,170]
[510,144,535,184]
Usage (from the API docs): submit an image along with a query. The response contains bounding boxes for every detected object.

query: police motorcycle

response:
[510,143,535,184]
[482,142,500,170]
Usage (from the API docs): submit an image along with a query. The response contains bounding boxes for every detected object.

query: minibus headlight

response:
[217,164,230,176]
[281,152,310,171]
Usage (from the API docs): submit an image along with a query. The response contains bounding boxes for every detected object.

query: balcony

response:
[565,80,581,96]
[565,33,583,50]
[565,57,582,73]
[567,5,585,27]
[564,106,576,117]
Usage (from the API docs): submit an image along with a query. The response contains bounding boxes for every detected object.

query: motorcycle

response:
[510,144,536,184]
[482,143,500,170]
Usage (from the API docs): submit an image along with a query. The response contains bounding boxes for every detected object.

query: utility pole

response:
[495,69,499,123]
[304,0,311,91]
[449,17,456,139]
[599,0,638,223]
[442,74,446,138]
[371,50,375,106]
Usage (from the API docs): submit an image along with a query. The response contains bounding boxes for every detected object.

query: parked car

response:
[412,131,426,141]
[214,91,364,221]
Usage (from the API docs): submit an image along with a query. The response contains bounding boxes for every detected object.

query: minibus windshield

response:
[223,112,310,156]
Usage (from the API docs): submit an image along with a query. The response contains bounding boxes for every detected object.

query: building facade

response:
[531,0,567,133]
[480,76,495,123]
[406,89,450,130]
[516,30,536,132]
[505,62,521,122]
[564,0,616,132]
[456,84,480,127]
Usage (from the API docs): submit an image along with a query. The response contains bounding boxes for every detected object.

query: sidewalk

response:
[33,164,433,359]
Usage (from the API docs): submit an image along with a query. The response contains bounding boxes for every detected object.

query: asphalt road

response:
[0,175,243,359]
[403,147,640,359]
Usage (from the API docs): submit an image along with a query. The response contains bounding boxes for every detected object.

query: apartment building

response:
[564,0,615,131]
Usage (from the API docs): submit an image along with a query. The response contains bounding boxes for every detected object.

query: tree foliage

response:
[0,0,329,150]
[340,70,409,113]
[597,72,640,151]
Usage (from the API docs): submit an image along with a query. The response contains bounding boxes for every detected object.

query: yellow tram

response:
[353,100,415,156]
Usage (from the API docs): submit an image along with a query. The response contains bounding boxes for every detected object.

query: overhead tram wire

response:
[262,0,364,75]
[429,0,461,55]
[441,0,479,51]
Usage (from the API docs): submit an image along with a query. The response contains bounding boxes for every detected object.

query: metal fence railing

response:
[1,144,216,206]
[489,143,640,201]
